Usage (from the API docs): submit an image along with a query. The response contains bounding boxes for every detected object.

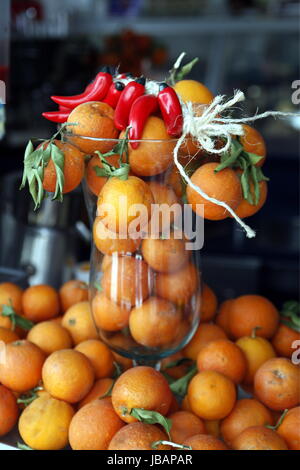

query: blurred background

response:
[0,0,299,304]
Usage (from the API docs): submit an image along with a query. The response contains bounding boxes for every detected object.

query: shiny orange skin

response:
[124,117,175,177]
[129,296,181,348]
[78,378,114,409]
[22,285,60,322]
[0,326,19,343]
[236,335,276,384]
[168,411,206,445]
[232,426,288,450]
[183,434,228,450]
[93,217,141,255]
[59,280,88,313]
[69,398,124,450]
[254,358,300,411]
[61,301,98,345]
[86,153,124,197]
[108,422,170,450]
[272,323,300,358]
[173,80,214,105]
[188,370,236,420]
[277,406,300,450]
[234,180,268,219]
[0,385,19,437]
[141,236,188,273]
[102,255,153,308]
[42,349,95,404]
[0,340,45,392]
[165,167,183,198]
[27,321,73,355]
[75,339,114,379]
[42,140,84,194]
[66,101,119,154]
[228,295,279,339]
[197,339,247,384]
[183,323,227,361]
[220,398,274,447]
[155,262,199,306]
[215,299,234,337]
[111,366,172,424]
[187,163,242,220]
[92,291,131,332]
[0,282,23,328]
[147,180,181,234]
[199,283,218,322]
[97,175,154,234]
[239,124,266,167]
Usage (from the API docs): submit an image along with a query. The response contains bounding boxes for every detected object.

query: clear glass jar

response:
[64,132,203,366]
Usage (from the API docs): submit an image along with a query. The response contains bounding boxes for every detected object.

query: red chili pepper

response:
[51,67,112,109]
[157,82,183,137]
[114,77,145,131]
[42,111,70,123]
[128,94,159,149]
[103,81,125,108]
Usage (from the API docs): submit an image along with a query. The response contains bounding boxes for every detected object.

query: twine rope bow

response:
[174,90,298,238]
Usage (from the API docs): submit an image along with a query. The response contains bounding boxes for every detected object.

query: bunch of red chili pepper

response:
[42,66,183,147]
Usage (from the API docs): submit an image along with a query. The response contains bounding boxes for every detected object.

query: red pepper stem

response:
[51,71,112,109]
[128,94,159,149]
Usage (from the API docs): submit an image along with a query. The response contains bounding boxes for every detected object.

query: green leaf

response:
[50,143,65,202]
[247,152,264,166]
[130,408,172,439]
[1,304,34,331]
[98,381,114,399]
[240,167,252,203]
[20,140,34,189]
[17,442,33,450]
[151,440,192,450]
[176,57,199,82]
[170,364,197,398]
[17,386,43,406]
[94,281,103,292]
[250,165,260,205]
[214,139,243,172]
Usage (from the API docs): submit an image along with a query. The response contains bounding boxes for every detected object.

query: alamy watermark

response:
[291,80,300,105]
[96,200,204,250]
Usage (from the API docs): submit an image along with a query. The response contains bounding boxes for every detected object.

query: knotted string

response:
[174,90,299,238]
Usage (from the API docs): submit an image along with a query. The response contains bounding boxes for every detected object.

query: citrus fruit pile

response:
[0,280,299,451]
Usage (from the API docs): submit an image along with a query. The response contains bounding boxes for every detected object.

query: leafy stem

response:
[214,138,269,205]
[1,303,34,331]
[266,409,289,431]
[93,127,131,181]
[168,52,199,85]
[280,301,300,332]
[17,386,43,406]
[169,364,197,398]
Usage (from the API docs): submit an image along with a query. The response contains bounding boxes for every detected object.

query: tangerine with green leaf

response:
[0,282,23,330]
[42,140,85,194]
[277,406,300,450]
[111,366,173,423]
[239,124,266,167]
